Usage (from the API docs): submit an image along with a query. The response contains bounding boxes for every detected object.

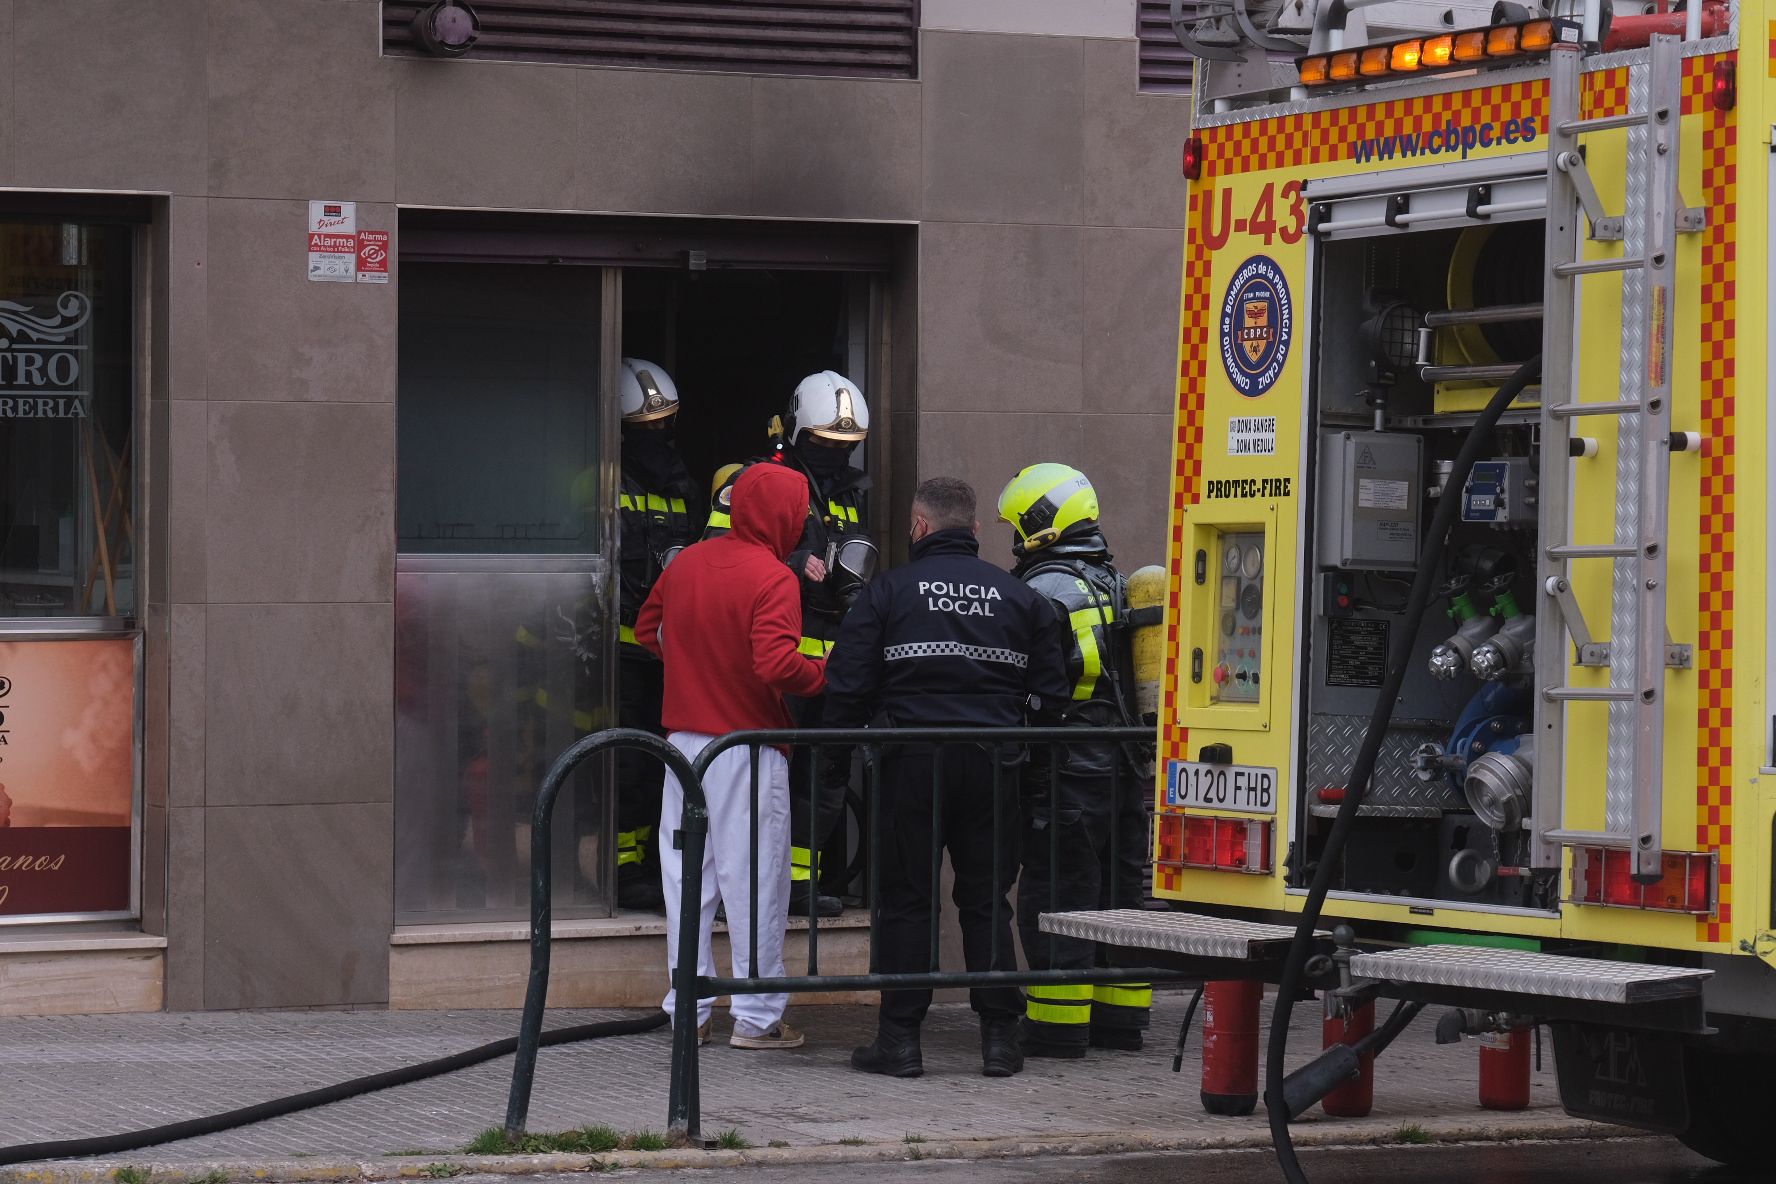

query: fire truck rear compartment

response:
[1299,217,1558,912]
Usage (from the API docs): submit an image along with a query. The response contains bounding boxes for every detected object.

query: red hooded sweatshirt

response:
[634,463,827,735]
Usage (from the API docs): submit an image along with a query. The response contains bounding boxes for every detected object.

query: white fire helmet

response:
[619,358,680,424]
[788,370,869,445]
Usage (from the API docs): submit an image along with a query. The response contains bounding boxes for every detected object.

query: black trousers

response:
[1016,771,1150,1044]
[616,646,665,883]
[875,745,1023,1028]
[787,693,849,890]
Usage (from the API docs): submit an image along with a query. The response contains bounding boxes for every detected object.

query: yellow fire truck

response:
[1045,0,1771,1171]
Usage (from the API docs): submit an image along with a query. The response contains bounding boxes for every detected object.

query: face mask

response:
[797,440,852,478]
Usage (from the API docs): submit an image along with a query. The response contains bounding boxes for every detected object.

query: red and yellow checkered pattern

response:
[1198,70,1630,180]
[1692,54,1737,943]
[1158,190,1217,775]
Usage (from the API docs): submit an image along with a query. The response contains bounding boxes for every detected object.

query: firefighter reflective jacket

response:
[618,466,700,648]
[706,455,870,655]
[1016,531,1131,778]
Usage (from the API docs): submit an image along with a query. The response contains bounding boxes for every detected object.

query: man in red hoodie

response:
[634,463,828,1049]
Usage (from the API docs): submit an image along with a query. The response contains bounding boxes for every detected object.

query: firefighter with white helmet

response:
[997,463,1152,1057]
[611,357,701,910]
[705,370,878,917]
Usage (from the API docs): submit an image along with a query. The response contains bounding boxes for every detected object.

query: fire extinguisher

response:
[1200,979,1261,1115]
[1320,995,1376,1117]
[1478,1027,1532,1111]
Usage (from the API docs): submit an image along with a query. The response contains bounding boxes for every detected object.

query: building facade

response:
[0,0,1190,1012]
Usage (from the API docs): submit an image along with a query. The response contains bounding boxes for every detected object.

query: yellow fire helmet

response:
[996,463,1098,553]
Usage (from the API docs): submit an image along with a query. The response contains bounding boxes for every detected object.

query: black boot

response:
[787,882,843,918]
[981,1016,1024,1078]
[1089,1025,1144,1051]
[618,874,665,912]
[851,1021,923,1078]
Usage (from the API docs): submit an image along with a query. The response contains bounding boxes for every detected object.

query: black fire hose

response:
[1265,355,1543,1184]
[0,1010,667,1167]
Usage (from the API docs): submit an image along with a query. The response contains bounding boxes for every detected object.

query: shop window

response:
[0,222,137,620]
[395,263,612,924]
[0,218,140,925]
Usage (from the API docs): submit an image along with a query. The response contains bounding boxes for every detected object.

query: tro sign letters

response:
[307,200,358,282]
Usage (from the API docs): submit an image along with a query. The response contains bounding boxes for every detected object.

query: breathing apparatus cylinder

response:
[1128,564,1167,719]
[1200,979,1262,1115]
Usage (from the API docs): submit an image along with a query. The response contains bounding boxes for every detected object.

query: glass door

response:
[394,263,615,924]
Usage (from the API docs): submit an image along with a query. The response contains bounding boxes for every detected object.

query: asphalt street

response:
[569,1138,1752,1183]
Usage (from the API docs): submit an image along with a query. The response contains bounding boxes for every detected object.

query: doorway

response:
[620,268,875,501]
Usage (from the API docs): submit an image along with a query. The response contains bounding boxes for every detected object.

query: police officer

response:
[997,463,1153,1056]
[611,358,701,911]
[826,477,1069,1079]
[707,371,877,916]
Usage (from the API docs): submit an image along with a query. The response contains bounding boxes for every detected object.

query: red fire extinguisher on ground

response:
[1200,979,1261,1115]
[1478,1027,1532,1110]
[1320,995,1376,1117]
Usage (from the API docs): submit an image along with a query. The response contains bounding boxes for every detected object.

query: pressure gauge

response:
[1224,542,1242,574]
[1239,581,1263,620]
[1241,543,1263,579]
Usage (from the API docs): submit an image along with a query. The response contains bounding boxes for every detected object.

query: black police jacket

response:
[825,529,1070,732]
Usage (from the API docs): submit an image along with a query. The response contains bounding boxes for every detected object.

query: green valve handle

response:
[1447,591,1478,622]
[1490,590,1521,619]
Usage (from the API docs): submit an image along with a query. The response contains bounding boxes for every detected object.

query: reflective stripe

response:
[826,500,860,524]
[790,844,820,881]
[619,624,638,646]
[1027,984,1093,1002]
[1025,988,1093,1026]
[530,688,596,733]
[798,636,835,657]
[1091,984,1152,1009]
[1067,602,1116,701]
[707,510,732,531]
[883,640,1026,667]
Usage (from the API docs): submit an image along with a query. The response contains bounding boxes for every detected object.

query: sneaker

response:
[730,1021,805,1050]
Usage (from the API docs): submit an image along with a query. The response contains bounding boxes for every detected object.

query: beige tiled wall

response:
[0,2,1190,1009]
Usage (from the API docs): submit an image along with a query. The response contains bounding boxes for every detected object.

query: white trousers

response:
[659,732,791,1032]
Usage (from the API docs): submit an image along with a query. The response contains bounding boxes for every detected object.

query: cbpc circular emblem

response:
[1219,255,1293,398]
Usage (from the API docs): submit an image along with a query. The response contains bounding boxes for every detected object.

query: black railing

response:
[505,724,1182,1142]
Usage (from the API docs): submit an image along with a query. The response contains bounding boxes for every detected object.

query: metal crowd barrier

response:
[503,724,1179,1142]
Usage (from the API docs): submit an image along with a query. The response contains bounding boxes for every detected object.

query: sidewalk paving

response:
[1,992,1598,1177]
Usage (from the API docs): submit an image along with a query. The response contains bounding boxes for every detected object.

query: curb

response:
[0,1115,1643,1182]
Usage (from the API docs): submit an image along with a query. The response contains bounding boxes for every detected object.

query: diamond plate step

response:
[1351,945,1711,1005]
[1039,909,1327,961]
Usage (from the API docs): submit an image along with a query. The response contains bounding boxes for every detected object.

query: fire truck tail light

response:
[1712,60,1736,111]
[1359,46,1390,77]
[1298,55,1330,85]
[1160,813,1273,875]
[1518,20,1554,51]
[1390,40,1422,72]
[1421,35,1454,67]
[1452,30,1490,62]
[1329,51,1360,81]
[1183,134,1204,180]
[1569,846,1717,915]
